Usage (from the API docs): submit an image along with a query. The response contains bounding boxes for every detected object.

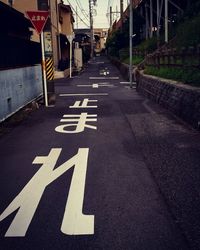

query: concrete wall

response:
[109,57,130,81]
[0,65,43,122]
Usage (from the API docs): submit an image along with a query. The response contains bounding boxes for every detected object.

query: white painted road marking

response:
[77,85,94,87]
[69,99,98,109]
[0,148,94,236]
[77,83,115,88]
[55,113,97,133]
[95,82,110,84]
[89,77,119,80]
[96,83,114,87]
[92,84,98,88]
[59,93,108,97]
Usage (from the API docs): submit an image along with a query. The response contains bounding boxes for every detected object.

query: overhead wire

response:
[107,0,116,26]
[107,0,111,15]
[75,0,90,21]
[66,0,90,28]
[106,0,112,25]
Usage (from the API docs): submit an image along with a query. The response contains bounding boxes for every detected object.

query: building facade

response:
[1,0,39,42]
[1,0,74,70]
[94,28,108,54]
[0,1,43,121]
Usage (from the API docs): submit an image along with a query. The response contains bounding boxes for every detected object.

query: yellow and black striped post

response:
[45,57,54,81]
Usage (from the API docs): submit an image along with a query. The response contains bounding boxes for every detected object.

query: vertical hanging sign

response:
[43,31,53,56]
[26,11,50,107]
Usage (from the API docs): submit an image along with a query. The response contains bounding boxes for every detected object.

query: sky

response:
[64,0,128,29]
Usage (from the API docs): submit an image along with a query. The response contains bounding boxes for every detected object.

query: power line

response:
[66,0,90,27]
[75,0,90,21]
[107,0,112,15]
[107,0,118,27]
[67,0,90,26]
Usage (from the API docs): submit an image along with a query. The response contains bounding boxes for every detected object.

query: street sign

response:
[26,10,50,107]
[44,31,52,56]
[26,11,49,34]
[67,34,75,43]
[66,33,75,78]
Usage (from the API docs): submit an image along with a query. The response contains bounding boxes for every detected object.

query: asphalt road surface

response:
[0,56,200,250]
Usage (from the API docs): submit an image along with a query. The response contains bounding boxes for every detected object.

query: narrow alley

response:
[1,56,200,249]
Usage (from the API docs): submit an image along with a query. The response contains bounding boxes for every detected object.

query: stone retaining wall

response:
[109,57,200,129]
[109,57,130,81]
[136,71,200,129]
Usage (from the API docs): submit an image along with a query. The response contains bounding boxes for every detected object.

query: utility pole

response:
[129,0,133,88]
[76,6,78,29]
[157,0,160,39]
[165,0,168,43]
[110,6,113,28]
[89,0,97,59]
[145,3,149,40]
[150,0,153,38]
[108,7,120,28]
[120,0,124,20]
[157,0,160,49]
[37,0,55,106]
[157,0,164,39]
[120,0,124,31]
[115,5,119,20]
[89,0,93,58]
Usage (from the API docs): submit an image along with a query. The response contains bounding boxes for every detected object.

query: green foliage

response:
[106,8,145,57]
[119,48,129,60]
[136,2,200,52]
[183,0,200,19]
[118,47,144,64]
[141,5,200,86]
[174,13,200,49]
[123,56,144,65]
[136,36,159,53]
[106,1,200,86]
[106,29,129,57]
[144,66,200,86]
